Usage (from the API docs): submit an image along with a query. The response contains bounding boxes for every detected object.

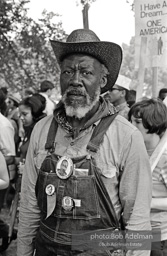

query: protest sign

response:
[135,0,167,68]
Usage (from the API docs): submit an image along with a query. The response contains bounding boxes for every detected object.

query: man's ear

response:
[100,76,107,89]
[121,89,126,97]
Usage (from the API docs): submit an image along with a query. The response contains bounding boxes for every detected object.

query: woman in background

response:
[17,94,46,163]
[128,98,167,256]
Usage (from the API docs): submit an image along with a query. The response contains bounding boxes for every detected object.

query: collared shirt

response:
[115,102,130,120]
[17,100,152,256]
[40,92,55,116]
[0,113,15,156]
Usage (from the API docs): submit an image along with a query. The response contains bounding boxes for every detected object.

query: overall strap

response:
[87,112,118,153]
[45,118,58,152]
[88,112,120,229]
[45,112,118,153]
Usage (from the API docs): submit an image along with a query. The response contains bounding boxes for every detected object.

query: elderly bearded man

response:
[17,29,152,256]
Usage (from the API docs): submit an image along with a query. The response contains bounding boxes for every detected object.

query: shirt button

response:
[70,141,74,146]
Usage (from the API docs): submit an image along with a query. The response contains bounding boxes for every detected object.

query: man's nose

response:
[70,71,82,86]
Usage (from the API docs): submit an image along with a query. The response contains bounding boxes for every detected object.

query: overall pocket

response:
[36,170,100,220]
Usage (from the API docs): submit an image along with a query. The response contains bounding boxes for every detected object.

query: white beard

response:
[62,86,100,119]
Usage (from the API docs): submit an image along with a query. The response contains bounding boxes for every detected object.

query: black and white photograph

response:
[1,0,167,255]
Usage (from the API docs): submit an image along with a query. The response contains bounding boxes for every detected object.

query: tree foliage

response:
[125,0,134,11]
[0,0,67,95]
[76,0,96,7]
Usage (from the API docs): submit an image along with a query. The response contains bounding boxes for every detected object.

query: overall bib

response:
[35,114,124,255]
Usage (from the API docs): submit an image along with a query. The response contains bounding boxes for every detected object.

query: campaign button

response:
[56,156,73,180]
[62,196,74,211]
[45,184,55,196]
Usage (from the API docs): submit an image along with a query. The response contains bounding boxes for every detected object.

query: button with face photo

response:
[56,156,73,179]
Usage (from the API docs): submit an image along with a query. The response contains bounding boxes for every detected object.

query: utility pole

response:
[82,2,89,29]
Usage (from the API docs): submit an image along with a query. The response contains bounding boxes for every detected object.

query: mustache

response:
[65,87,87,96]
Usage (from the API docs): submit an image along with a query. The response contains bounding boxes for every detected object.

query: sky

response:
[26,0,135,45]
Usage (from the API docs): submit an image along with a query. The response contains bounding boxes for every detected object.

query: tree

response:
[125,0,134,11]
[0,0,67,96]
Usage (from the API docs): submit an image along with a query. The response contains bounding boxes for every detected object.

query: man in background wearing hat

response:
[104,74,131,119]
[17,29,151,256]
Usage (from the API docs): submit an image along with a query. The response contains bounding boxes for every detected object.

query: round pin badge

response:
[62,196,74,211]
[56,156,73,180]
[45,184,55,196]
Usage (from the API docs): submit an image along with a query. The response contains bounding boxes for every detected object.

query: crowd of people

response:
[0,81,56,252]
[0,28,167,256]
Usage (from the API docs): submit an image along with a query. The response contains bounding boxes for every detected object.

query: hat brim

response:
[8,96,20,104]
[50,40,122,94]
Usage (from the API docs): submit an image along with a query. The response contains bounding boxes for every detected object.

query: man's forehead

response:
[61,54,101,65]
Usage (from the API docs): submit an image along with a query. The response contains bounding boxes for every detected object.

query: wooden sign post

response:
[152,66,158,98]
[136,37,147,101]
[82,2,89,29]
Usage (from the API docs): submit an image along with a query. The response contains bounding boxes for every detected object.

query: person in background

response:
[6,93,21,121]
[0,90,16,251]
[0,151,9,248]
[39,80,55,115]
[0,151,9,191]
[19,89,36,140]
[33,93,47,113]
[127,89,136,108]
[158,88,167,101]
[21,88,35,98]
[17,28,151,256]
[1,87,8,99]
[6,93,21,154]
[103,74,131,119]
[0,151,17,252]
[0,87,8,116]
[1,87,8,115]
[0,89,15,209]
[17,94,46,163]
[128,98,167,256]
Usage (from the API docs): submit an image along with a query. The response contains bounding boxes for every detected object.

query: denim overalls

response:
[35,113,124,256]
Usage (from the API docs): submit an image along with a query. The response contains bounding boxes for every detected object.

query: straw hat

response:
[114,75,131,91]
[50,29,122,94]
[8,92,21,105]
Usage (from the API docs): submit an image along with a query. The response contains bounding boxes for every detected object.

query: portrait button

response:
[70,141,74,146]
[56,156,73,179]
[45,184,55,196]
[62,196,74,211]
